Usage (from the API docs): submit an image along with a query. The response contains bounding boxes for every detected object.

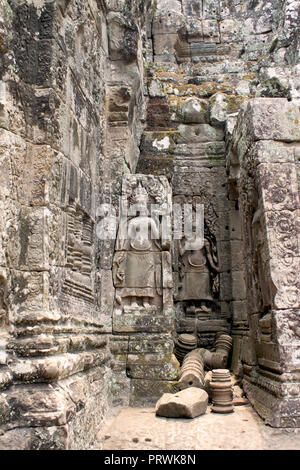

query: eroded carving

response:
[62,202,94,303]
[177,230,219,314]
[175,211,220,318]
[113,175,172,315]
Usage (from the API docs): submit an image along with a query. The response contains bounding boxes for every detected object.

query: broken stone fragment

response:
[210,93,228,126]
[148,79,165,98]
[232,384,248,406]
[181,98,209,124]
[155,387,208,419]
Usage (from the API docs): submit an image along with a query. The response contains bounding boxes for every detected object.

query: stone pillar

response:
[111,174,180,405]
[228,98,300,427]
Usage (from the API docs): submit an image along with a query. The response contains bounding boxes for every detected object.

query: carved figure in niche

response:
[177,225,219,315]
[113,183,163,311]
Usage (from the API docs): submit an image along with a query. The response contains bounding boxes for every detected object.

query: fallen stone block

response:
[155,387,208,419]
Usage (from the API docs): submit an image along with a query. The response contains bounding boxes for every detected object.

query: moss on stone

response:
[256,77,291,99]
[242,73,256,80]
[225,95,248,113]
[173,82,236,98]
[0,0,13,53]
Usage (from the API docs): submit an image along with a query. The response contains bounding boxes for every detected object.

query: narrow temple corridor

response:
[0,0,299,449]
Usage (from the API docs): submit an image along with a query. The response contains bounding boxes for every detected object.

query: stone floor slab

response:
[95,405,300,450]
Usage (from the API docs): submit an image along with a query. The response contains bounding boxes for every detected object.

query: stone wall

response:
[0,0,152,449]
[0,0,299,450]
[228,98,300,427]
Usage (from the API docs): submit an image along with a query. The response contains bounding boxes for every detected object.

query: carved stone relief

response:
[173,195,220,318]
[62,201,95,304]
[113,175,173,324]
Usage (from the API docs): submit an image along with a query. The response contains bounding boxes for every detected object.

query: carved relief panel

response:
[112,175,173,320]
[62,201,95,304]
[240,159,273,318]
[173,195,220,318]
[239,139,300,373]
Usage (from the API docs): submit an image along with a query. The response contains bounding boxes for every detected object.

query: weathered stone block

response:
[243,379,300,427]
[174,140,225,157]
[230,241,245,271]
[202,0,219,19]
[219,18,242,43]
[107,12,139,62]
[268,256,300,310]
[146,97,173,130]
[246,99,300,143]
[229,208,242,240]
[264,209,299,259]
[256,341,281,367]
[128,334,174,354]
[141,131,178,156]
[181,98,209,124]
[127,353,180,380]
[210,93,228,126]
[172,167,227,196]
[182,0,201,17]
[202,19,220,42]
[219,272,232,301]
[110,335,129,355]
[8,207,50,271]
[148,79,165,98]
[0,425,68,450]
[1,383,75,428]
[231,335,242,374]
[278,344,300,373]
[97,269,115,321]
[113,312,174,334]
[177,123,224,143]
[217,240,231,272]
[214,212,231,241]
[156,0,182,14]
[258,163,299,212]
[196,319,230,333]
[231,271,246,301]
[155,387,208,419]
[176,315,197,334]
[251,141,296,165]
[275,309,300,346]
[109,369,130,408]
[232,301,248,322]
[130,379,178,407]
[136,155,174,180]
[240,335,257,366]
[10,270,50,315]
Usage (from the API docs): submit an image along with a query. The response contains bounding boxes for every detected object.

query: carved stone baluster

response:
[210,369,234,413]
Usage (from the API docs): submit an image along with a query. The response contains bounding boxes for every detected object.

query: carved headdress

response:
[131,182,149,207]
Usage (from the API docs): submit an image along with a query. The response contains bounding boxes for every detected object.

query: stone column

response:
[111,174,180,406]
[228,98,300,427]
